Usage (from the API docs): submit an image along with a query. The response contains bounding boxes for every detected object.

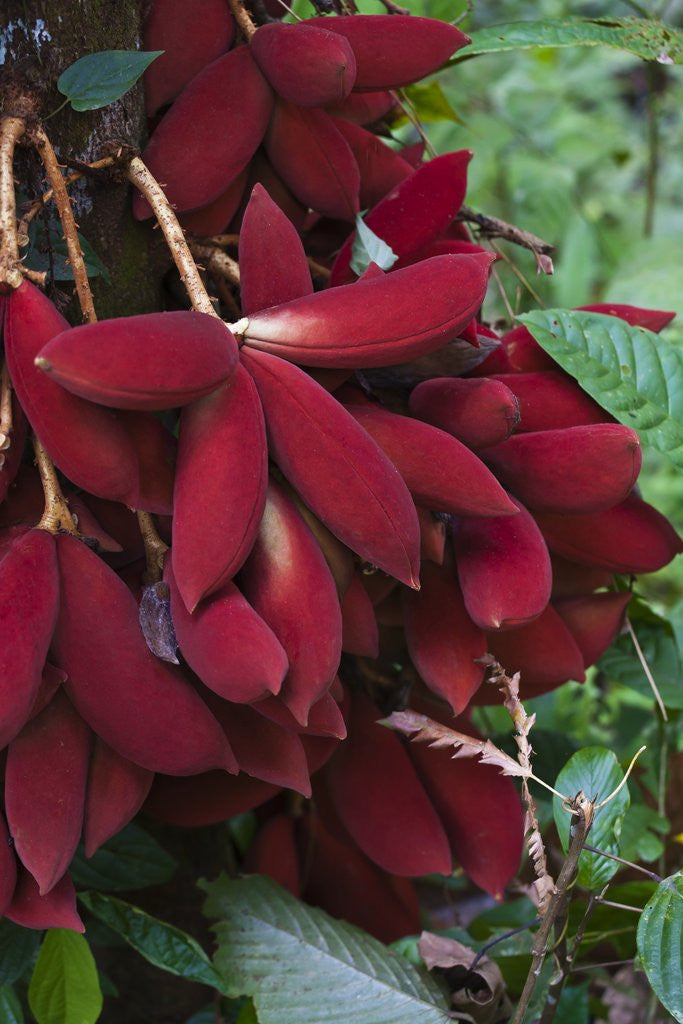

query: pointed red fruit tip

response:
[34,356,51,371]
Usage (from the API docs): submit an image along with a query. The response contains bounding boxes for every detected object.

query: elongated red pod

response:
[265,100,360,221]
[246,151,308,231]
[166,557,287,703]
[239,184,313,316]
[453,499,552,630]
[324,690,451,876]
[326,90,396,125]
[489,371,609,433]
[244,254,490,368]
[290,495,355,598]
[5,281,139,503]
[395,237,495,270]
[298,812,420,943]
[550,554,613,599]
[178,170,247,235]
[5,692,91,894]
[0,528,59,750]
[577,303,676,332]
[535,495,683,573]
[482,603,586,699]
[83,740,154,857]
[254,692,347,740]
[135,47,273,218]
[251,22,356,107]
[0,396,28,505]
[173,364,267,611]
[67,496,122,554]
[305,15,469,90]
[555,592,632,667]
[403,560,485,713]
[239,479,342,724]
[143,0,235,115]
[0,811,17,916]
[54,535,236,775]
[501,325,558,372]
[245,814,300,896]
[242,350,420,586]
[143,771,280,827]
[37,311,238,411]
[417,506,446,565]
[409,377,519,450]
[28,663,66,722]
[332,118,412,208]
[346,402,518,518]
[341,571,379,658]
[6,868,83,932]
[121,410,176,515]
[480,425,642,515]
[330,151,472,285]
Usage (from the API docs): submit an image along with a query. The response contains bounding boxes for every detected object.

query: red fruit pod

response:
[326,90,396,125]
[5,692,91,894]
[0,528,60,750]
[166,557,287,703]
[143,0,236,115]
[417,506,446,565]
[5,281,139,504]
[242,350,420,588]
[121,410,177,515]
[239,479,342,725]
[53,534,237,776]
[245,814,300,896]
[264,100,360,221]
[244,254,491,368]
[332,118,412,209]
[324,690,451,876]
[67,495,122,553]
[577,303,676,332]
[403,560,485,714]
[0,396,28,505]
[500,325,557,372]
[239,183,313,316]
[83,739,154,857]
[178,170,247,236]
[37,311,238,411]
[345,402,518,518]
[479,425,642,515]
[251,22,356,107]
[27,663,66,723]
[550,554,613,599]
[340,571,379,658]
[0,810,17,916]
[255,691,347,740]
[135,47,273,218]
[409,377,520,450]
[5,868,83,932]
[453,499,552,630]
[555,592,632,667]
[172,364,267,611]
[305,15,469,90]
[489,371,609,433]
[143,771,280,827]
[246,151,308,232]
[535,495,683,574]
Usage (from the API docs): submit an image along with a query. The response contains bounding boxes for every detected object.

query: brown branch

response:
[458,205,555,273]
[226,0,257,39]
[378,0,410,13]
[188,241,241,286]
[307,257,331,281]
[33,435,78,535]
[202,233,240,248]
[20,266,47,288]
[0,363,13,453]
[0,116,26,290]
[137,510,168,584]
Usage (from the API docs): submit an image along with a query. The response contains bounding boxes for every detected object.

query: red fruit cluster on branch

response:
[0,2,680,938]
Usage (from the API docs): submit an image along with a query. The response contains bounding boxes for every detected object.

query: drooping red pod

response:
[489,371,609,433]
[403,560,486,714]
[452,499,552,630]
[67,495,122,553]
[417,506,446,565]
[535,495,683,573]
[305,15,469,90]
[264,100,360,221]
[5,281,140,504]
[135,46,273,218]
[251,22,356,107]
[242,350,420,587]
[244,254,491,368]
[53,534,236,776]
[239,184,313,316]
[479,425,642,515]
[239,479,342,724]
[325,90,396,125]
[499,325,558,372]
[5,868,83,932]
[290,495,355,598]
[143,771,280,827]
[172,364,267,611]
[246,151,308,231]
[178,170,248,236]
[555,592,632,667]
[244,813,300,896]
[0,810,17,917]
[332,118,412,208]
[577,303,676,332]
[409,376,519,450]
[37,311,238,411]
[27,663,67,722]
[166,557,287,703]
[5,692,91,895]
[340,571,379,658]
[0,396,28,505]
[324,690,451,876]
[121,410,177,515]
[345,402,518,518]
[550,554,614,599]
[143,0,236,115]
[0,528,60,750]
[254,691,347,740]
[395,237,495,270]
[82,739,154,858]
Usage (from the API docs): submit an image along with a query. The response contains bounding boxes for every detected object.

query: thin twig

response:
[626,618,668,721]
[0,363,13,452]
[202,232,240,248]
[394,90,438,159]
[307,257,331,281]
[137,511,168,584]
[458,205,555,273]
[20,266,48,287]
[594,899,643,913]
[582,844,662,882]
[570,958,634,975]
[226,0,257,39]
[188,241,241,285]
[596,746,646,809]
[33,435,78,535]
[489,261,516,324]
[0,116,26,290]
[644,63,660,238]
[469,920,540,974]
[491,241,547,305]
[377,0,410,13]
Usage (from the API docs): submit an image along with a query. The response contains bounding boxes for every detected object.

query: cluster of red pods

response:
[0,0,680,942]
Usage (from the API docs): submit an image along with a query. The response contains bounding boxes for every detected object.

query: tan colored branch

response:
[0,363,13,453]
[20,266,48,288]
[189,241,241,285]
[226,0,257,39]
[137,510,168,584]
[33,434,78,535]
[0,116,26,290]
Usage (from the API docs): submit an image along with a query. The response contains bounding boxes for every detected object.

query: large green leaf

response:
[0,918,41,986]
[453,18,683,64]
[28,930,103,1024]
[69,823,177,891]
[79,892,226,995]
[518,309,683,469]
[637,871,683,1023]
[57,50,163,112]
[553,747,630,890]
[203,875,452,1024]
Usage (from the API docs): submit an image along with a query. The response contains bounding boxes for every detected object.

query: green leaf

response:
[0,918,42,985]
[203,875,452,1024]
[554,983,590,1024]
[399,82,462,125]
[58,50,163,112]
[69,824,177,891]
[350,215,398,277]
[518,309,683,470]
[598,616,683,710]
[453,18,683,65]
[0,987,24,1024]
[28,930,103,1024]
[553,746,631,889]
[637,871,683,1022]
[25,219,110,284]
[618,804,669,864]
[79,892,226,995]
